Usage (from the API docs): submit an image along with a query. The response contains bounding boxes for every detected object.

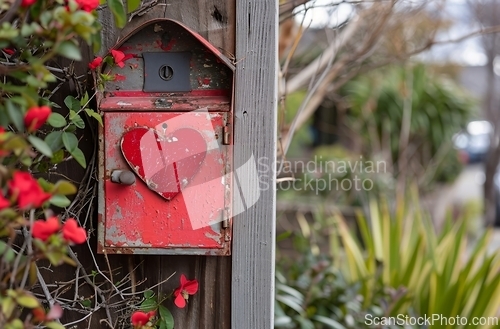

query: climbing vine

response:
[0,0,197,328]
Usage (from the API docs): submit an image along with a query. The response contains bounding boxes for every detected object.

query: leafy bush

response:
[275,253,407,329]
[342,64,474,184]
[0,1,187,328]
[335,193,500,328]
[276,190,499,328]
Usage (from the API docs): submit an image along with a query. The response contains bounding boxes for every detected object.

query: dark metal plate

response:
[143,52,191,92]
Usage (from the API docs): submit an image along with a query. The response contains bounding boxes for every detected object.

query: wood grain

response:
[231,1,277,329]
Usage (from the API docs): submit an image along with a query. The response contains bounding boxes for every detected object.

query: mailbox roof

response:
[114,18,235,71]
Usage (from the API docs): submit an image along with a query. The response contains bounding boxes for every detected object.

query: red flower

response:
[32,217,60,241]
[62,218,87,244]
[75,0,99,12]
[21,0,36,7]
[8,171,52,209]
[24,106,51,132]
[131,311,155,327]
[174,274,199,308]
[88,56,102,70]
[32,304,63,322]
[111,50,127,68]
[32,308,46,322]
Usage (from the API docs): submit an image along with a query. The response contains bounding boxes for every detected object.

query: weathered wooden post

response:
[92,0,277,327]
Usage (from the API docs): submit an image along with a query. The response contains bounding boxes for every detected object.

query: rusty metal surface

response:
[99,95,230,112]
[97,18,234,256]
[99,112,232,255]
[105,19,233,94]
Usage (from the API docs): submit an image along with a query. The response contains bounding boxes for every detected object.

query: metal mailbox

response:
[96,19,234,255]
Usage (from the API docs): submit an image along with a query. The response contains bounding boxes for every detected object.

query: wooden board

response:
[98,0,235,57]
[231,1,277,328]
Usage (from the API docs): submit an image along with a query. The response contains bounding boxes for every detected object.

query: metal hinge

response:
[223,124,231,145]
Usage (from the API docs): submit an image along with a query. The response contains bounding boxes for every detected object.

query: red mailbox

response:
[96,19,234,255]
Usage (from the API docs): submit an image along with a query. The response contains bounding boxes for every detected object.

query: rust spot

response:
[158,38,176,52]
[103,247,135,254]
[197,77,212,88]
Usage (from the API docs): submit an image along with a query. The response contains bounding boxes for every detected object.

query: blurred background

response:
[274,1,500,328]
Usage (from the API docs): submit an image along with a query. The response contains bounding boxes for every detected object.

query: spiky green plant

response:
[335,194,500,328]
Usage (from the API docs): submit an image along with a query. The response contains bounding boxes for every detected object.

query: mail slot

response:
[96,19,234,255]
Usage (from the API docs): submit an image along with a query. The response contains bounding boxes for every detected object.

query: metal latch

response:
[143,52,192,92]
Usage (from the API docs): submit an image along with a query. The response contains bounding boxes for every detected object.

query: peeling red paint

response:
[161,38,177,51]
[102,112,230,250]
[108,90,230,97]
[99,96,230,112]
[114,74,126,81]
[197,77,212,88]
[97,18,234,255]
[121,127,207,200]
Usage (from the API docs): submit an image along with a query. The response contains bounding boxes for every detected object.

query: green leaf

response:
[4,135,28,151]
[140,298,156,312]
[21,24,35,37]
[81,299,92,308]
[127,0,141,12]
[49,195,71,208]
[16,293,40,309]
[80,92,89,106]
[276,295,304,314]
[85,108,103,126]
[71,114,85,129]
[37,177,53,191]
[5,318,23,329]
[57,41,82,61]
[70,147,86,168]
[311,316,346,329]
[159,305,174,329]
[62,132,78,152]
[0,241,16,264]
[53,180,77,195]
[51,149,65,164]
[28,135,53,157]
[144,290,154,299]
[62,254,77,266]
[107,0,127,28]
[26,75,47,88]
[5,100,24,131]
[39,11,52,28]
[47,113,67,128]
[45,322,66,329]
[45,131,64,152]
[64,96,80,112]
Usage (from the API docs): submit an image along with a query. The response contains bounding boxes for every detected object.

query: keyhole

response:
[159,65,174,81]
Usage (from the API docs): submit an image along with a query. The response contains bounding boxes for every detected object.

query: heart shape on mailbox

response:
[120,127,207,200]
